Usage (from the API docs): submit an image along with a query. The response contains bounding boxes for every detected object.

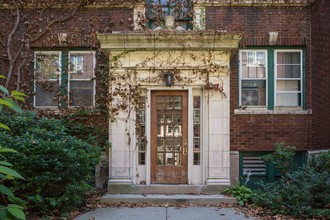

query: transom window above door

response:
[239,49,304,110]
[146,0,193,30]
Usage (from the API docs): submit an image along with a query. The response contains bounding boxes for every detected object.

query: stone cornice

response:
[97,31,243,52]
[0,1,140,9]
[0,0,312,9]
[195,0,312,6]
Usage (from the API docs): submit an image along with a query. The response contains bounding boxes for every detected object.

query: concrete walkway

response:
[74,207,256,220]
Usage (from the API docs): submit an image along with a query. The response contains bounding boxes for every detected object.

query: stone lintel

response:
[97,32,242,52]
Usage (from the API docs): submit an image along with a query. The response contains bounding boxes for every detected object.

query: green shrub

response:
[261,143,296,176]
[223,184,255,206]
[0,111,101,216]
[253,150,330,219]
[308,150,330,173]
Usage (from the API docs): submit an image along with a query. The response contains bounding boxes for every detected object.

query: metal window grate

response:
[243,156,266,175]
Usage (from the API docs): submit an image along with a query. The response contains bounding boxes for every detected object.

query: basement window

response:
[240,151,307,189]
[242,155,266,175]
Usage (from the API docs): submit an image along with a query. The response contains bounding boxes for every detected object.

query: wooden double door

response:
[151,91,188,184]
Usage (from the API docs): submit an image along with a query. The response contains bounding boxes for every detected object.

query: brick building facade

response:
[206,6,313,152]
[0,0,328,191]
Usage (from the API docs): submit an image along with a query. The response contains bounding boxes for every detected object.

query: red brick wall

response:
[311,0,330,149]
[206,6,310,46]
[206,6,312,151]
[0,6,132,103]
[30,7,132,48]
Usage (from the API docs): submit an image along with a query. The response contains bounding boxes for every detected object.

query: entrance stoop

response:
[101,185,236,205]
[107,184,228,194]
[100,194,237,205]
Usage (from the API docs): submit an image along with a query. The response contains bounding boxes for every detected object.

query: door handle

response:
[183,140,188,155]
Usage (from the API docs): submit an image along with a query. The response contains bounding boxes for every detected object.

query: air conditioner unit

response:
[242,88,260,106]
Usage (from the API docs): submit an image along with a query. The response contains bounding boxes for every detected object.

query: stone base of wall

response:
[230,151,239,185]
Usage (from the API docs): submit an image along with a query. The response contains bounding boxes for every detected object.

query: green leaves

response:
[0,165,25,180]
[0,204,26,220]
[0,149,26,220]
[0,122,10,130]
[262,143,296,176]
[223,184,255,206]
[10,91,27,102]
[1,98,23,114]
[7,204,26,220]
[0,147,18,154]
[0,86,9,95]
[0,76,27,114]
[0,80,26,220]
[0,112,101,216]
[0,185,14,197]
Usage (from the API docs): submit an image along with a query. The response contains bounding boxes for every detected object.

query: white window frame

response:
[274,49,303,107]
[68,51,96,107]
[34,51,62,108]
[239,49,268,108]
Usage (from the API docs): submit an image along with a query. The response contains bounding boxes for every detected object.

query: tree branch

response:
[29,4,83,43]
[15,43,27,91]
[5,0,21,87]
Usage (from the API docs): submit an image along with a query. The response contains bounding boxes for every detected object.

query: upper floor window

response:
[239,49,304,109]
[146,0,192,30]
[240,50,267,107]
[35,51,61,107]
[34,50,95,108]
[275,50,303,107]
[68,51,95,106]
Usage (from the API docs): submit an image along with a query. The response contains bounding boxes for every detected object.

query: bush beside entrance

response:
[253,150,330,219]
[0,111,101,216]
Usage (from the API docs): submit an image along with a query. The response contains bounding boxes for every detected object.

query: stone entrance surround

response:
[98,31,242,192]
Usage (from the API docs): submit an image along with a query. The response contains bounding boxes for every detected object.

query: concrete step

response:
[108,184,227,194]
[101,194,237,205]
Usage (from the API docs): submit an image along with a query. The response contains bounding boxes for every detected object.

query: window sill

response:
[34,106,96,114]
[234,107,312,115]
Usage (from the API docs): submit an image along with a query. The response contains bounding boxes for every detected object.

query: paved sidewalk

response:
[74,207,256,220]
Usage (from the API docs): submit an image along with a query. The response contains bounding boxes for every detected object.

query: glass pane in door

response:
[156,96,182,166]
